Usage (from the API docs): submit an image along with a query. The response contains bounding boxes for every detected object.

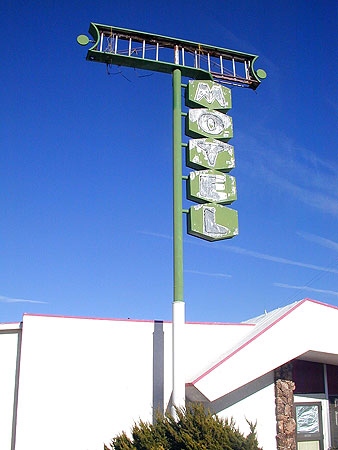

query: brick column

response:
[275,363,297,450]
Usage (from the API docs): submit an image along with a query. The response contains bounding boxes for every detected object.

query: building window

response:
[295,402,324,450]
[327,364,338,396]
[327,364,338,448]
[293,360,325,394]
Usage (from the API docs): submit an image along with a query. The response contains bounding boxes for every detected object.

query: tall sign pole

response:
[77,24,266,416]
[172,45,185,411]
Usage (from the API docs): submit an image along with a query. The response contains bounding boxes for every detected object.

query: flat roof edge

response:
[0,322,22,331]
[22,313,254,326]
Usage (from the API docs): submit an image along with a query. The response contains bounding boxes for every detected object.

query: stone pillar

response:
[275,363,297,450]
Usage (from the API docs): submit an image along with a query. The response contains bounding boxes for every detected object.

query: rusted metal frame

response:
[94,31,256,76]
[211,71,258,88]
[93,26,256,64]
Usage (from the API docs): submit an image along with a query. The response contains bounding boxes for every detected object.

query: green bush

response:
[106,403,262,450]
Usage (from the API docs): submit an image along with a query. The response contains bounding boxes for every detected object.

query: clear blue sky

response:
[2,0,337,324]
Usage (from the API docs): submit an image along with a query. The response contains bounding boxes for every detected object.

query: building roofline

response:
[190,298,337,385]
[0,322,22,331]
[22,312,254,326]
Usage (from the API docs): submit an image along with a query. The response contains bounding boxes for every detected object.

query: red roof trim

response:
[191,299,308,385]
[22,313,254,326]
[23,313,169,323]
[191,299,338,385]
[303,298,338,310]
[187,321,254,326]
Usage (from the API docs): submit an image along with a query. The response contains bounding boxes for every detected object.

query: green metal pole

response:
[172,66,185,413]
[173,68,183,302]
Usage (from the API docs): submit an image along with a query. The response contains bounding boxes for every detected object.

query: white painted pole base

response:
[171,301,185,417]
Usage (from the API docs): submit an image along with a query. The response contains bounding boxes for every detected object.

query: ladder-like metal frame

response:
[85,23,264,89]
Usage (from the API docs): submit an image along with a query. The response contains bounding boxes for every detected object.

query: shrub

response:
[106,403,262,450]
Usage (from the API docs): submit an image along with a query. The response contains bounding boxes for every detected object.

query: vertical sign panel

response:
[185,80,238,241]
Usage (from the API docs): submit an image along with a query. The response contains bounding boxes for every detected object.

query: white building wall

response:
[184,322,255,380]
[214,371,277,450]
[4,300,338,450]
[0,326,20,450]
[14,314,254,450]
[15,315,156,450]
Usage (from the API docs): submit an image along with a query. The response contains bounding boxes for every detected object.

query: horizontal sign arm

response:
[80,23,266,89]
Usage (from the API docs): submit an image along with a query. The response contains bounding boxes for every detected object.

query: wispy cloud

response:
[237,128,338,216]
[221,245,338,274]
[274,283,338,297]
[0,295,47,304]
[184,269,231,278]
[139,231,338,274]
[298,232,338,252]
[256,169,338,216]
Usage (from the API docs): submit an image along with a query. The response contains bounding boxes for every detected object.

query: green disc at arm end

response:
[77,35,90,46]
[256,69,267,79]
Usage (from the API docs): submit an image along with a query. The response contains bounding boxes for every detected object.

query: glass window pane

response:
[293,361,324,394]
[296,406,320,434]
[329,396,338,447]
[327,364,338,395]
[297,441,320,450]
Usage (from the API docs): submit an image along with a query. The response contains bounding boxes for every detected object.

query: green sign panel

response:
[187,203,238,241]
[185,79,237,242]
[187,170,236,204]
[185,80,232,111]
[186,109,233,141]
[186,138,235,171]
